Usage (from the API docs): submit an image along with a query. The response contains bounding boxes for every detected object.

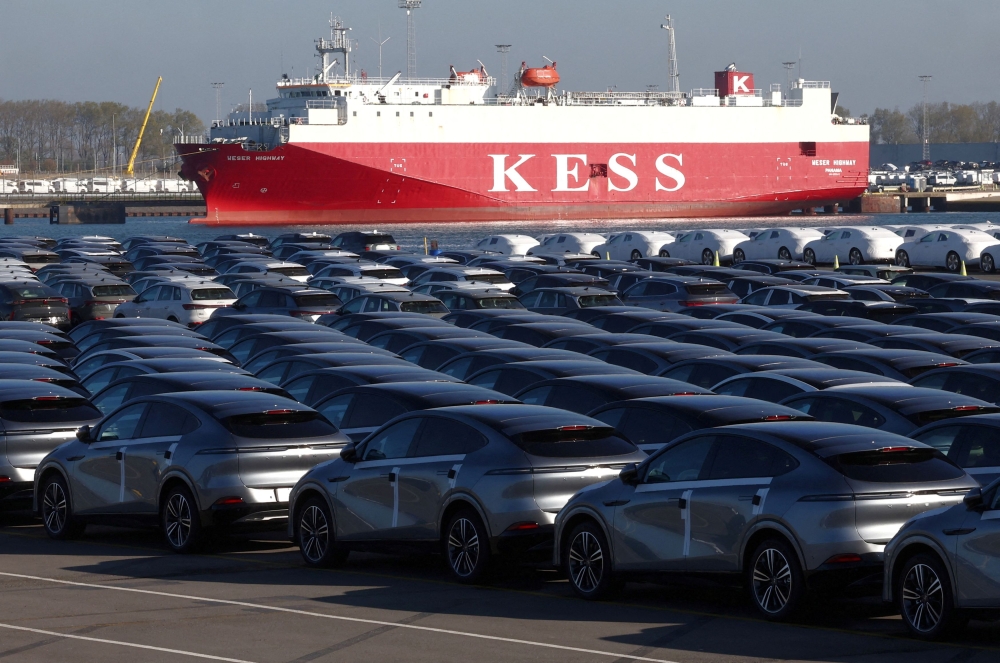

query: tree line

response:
[0,99,205,177]
[868,101,1000,146]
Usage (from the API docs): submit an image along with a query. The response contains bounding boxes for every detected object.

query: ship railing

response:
[175,134,210,144]
[212,118,287,128]
[277,75,495,88]
[795,81,831,89]
[689,88,719,97]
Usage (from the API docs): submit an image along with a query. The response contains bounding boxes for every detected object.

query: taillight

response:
[265,409,295,415]
[473,399,500,404]
[953,405,983,412]
[32,378,56,383]
[0,476,10,484]
[763,415,793,421]
[32,396,62,401]
[824,553,862,564]
[238,387,263,392]
[678,301,706,307]
[558,425,590,432]
[504,522,540,532]
[213,496,244,507]
[880,446,913,453]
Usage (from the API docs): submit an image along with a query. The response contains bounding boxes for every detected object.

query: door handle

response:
[66,456,84,462]
[387,472,396,482]
[163,450,172,460]
[447,468,457,479]
[677,498,687,509]
[752,495,762,506]
[115,451,123,461]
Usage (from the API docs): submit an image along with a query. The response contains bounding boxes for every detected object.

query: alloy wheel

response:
[733,249,745,264]
[42,481,68,534]
[896,251,910,267]
[901,563,944,634]
[778,247,792,261]
[946,252,961,272]
[983,253,996,273]
[164,493,193,549]
[701,249,714,264]
[447,517,480,577]
[752,546,793,614]
[568,530,605,593]
[803,249,816,265]
[849,248,864,265]
[299,505,329,563]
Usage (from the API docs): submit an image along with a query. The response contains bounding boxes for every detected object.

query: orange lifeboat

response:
[450,65,486,83]
[520,61,559,88]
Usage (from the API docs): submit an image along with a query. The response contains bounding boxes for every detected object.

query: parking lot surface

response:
[1,521,997,663]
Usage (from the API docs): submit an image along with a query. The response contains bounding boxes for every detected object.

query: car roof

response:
[532,286,617,296]
[794,384,994,412]
[716,420,926,456]
[615,395,810,421]
[742,368,900,388]
[328,381,517,406]
[140,390,314,418]
[524,374,711,396]
[427,403,608,436]
[0,379,83,400]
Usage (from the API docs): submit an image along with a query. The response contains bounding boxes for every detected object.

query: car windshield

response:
[578,295,620,308]
[686,283,731,295]
[826,448,965,483]
[0,397,100,423]
[272,267,310,277]
[476,297,524,309]
[512,426,637,458]
[294,294,340,308]
[362,268,404,279]
[467,273,508,284]
[400,300,449,314]
[223,410,337,438]
[191,288,235,300]
[92,285,137,297]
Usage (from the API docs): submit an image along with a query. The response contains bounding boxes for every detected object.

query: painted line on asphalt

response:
[0,571,680,663]
[0,622,256,662]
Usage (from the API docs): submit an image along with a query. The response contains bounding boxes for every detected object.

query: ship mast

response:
[316,15,352,81]
[660,15,680,94]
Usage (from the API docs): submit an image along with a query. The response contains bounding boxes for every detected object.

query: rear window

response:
[578,295,619,308]
[806,292,850,301]
[512,426,637,458]
[273,267,310,277]
[467,273,508,284]
[685,283,731,296]
[294,294,341,308]
[5,285,53,299]
[29,255,60,264]
[92,285,137,297]
[367,234,396,244]
[826,448,966,483]
[477,297,523,309]
[192,288,235,301]
[362,268,404,279]
[400,300,449,314]
[223,410,337,438]
[0,397,100,423]
[909,406,1000,426]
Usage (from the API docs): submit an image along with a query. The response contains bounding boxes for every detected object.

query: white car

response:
[310,261,409,286]
[529,232,607,255]
[732,227,823,263]
[958,223,1000,241]
[114,281,237,327]
[591,231,675,260]
[409,266,515,292]
[895,228,998,272]
[659,229,750,265]
[889,224,952,240]
[475,234,540,255]
[978,243,1000,273]
[802,226,901,265]
[224,260,311,282]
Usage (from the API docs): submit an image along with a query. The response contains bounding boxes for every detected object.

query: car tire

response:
[803,248,816,265]
[747,538,805,621]
[701,249,714,265]
[660,250,670,258]
[443,508,491,584]
[849,248,864,265]
[161,483,203,554]
[565,520,621,600]
[297,496,349,568]
[777,247,793,261]
[630,250,642,260]
[167,316,179,323]
[114,314,125,319]
[591,251,601,258]
[982,252,996,274]
[898,553,966,640]
[896,250,911,267]
[40,473,85,540]
[733,249,746,264]
[945,251,962,273]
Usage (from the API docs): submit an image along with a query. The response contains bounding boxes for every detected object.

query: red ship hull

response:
[177,141,869,226]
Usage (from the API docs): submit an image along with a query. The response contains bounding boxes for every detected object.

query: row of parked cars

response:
[0,228,998,641]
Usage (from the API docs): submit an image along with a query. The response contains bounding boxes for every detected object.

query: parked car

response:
[926,279,1000,301]
[733,227,824,263]
[288,404,646,580]
[620,276,738,311]
[521,287,622,315]
[812,348,965,381]
[529,232,607,256]
[475,234,540,255]
[713,368,900,403]
[112,281,235,327]
[0,281,70,329]
[515,374,711,414]
[895,229,996,271]
[591,231,674,261]
[468,359,636,396]
[89,371,291,414]
[660,355,823,389]
[659,229,750,264]
[908,365,1000,405]
[217,286,341,321]
[741,284,850,308]
[802,227,901,266]
[436,347,594,381]
[283,365,462,406]
[337,292,448,318]
[555,422,977,620]
[330,231,400,253]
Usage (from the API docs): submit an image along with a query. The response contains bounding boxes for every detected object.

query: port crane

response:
[126,76,162,177]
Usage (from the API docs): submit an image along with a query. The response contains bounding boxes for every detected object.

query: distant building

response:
[0,165,18,175]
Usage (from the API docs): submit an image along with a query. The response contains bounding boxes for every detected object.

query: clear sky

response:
[1,0,996,123]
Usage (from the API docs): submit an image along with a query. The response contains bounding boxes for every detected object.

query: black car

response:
[570,309,678,332]
[75,325,209,353]
[870,332,1000,359]
[909,414,1000,485]
[436,347,595,380]
[808,324,938,343]
[520,287,622,315]
[515,374,711,414]
[952,322,1000,342]
[588,342,733,375]
[659,355,825,389]
[542,332,652,354]
[589,395,811,453]
[795,299,917,322]
[843,285,929,303]
[467,359,636,396]
[664,266,748,281]
[511,273,609,297]
[242,342,398,374]
[735,337,871,358]
[926,279,1000,301]
[0,364,88,396]
[713,367,900,403]
[0,281,69,329]
[90,371,291,414]
[219,286,342,321]
[0,351,74,375]
[761,315,883,338]
[780,385,999,435]
[334,315,453,341]
[227,329,363,365]
[196,313,313,341]
[211,320,331,347]
[254,352,409,385]
[729,259,813,275]
[909,364,1000,405]
[713,308,816,329]
[330,231,400,253]
[337,291,449,318]
[283,365,462,406]
[627,317,744,338]
[74,336,236,365]
[630,257,696,271]
[892,312,1000,333]
[435,290,524,311]
[79,357,250,393]
[366,326,492,355]
[811,348,965,381]
[398,337,524,370]
[489,321,604,347]
[725,275,796,299]
[890,272,974,291]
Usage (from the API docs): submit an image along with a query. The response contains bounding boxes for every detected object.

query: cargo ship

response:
[176,17,869,226]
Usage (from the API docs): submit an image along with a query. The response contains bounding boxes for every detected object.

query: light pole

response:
[398,0,421,80]
[212,82,225,123]
[371,26,390,80]
[919,75,932,161]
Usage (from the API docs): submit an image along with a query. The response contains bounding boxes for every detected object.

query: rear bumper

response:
[806,553,885,593]
[0,481,34,510]
[205,501,289,531]
[495,524,555,561]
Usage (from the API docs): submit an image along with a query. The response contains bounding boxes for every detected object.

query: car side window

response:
[919,234,935,243]
[258,291,282,307]
[491,369,537,395]
[344,394,408,428]
[93,384,131,414]
[622,408,693,447]
[172,287,182,301]
[359,418,422,461]
[793,397,886,428]
[316,394,353,428]
[706,436,798,479]
[239,291,262,307]
[410,417,487,457]
[256,363,288,385]
[545,385,606,414]
[643,436,714,484]
[138,285,161,302]
[284,376,315,402]
[645,282,677,296]
[743,290,769,306]
[949,426,1000,469]
[602,349,656,374]
[137,403,200,437]
[744,377,804,403]
[817,356,884,375]
[943,373,998,401]
[537,291,559,308]
[157,287,174,301]
[97,403,148,442]
[363,298,383,312]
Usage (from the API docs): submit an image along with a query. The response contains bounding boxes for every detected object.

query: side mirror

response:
[76,425,94,443]
[340,443,358,463]
[619,463,639,486]
[964,487,984,510]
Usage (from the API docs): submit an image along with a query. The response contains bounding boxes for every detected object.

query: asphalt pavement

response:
[0,519,997,663]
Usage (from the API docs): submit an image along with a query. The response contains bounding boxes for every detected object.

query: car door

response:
[397,416,488,540]
[69,403,148,514]
[256,290,283,314]
[689,435,798,571]
[954,481,1000,607]
[334,417,423,541]
[121,402,200,514]
[612,435,715,571]
[673,233,694,260]
[132,285,161,317]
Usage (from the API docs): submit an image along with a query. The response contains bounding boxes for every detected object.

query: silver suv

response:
[35,391,346,552]
[554,421,977,620]
[288,404,646,582]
